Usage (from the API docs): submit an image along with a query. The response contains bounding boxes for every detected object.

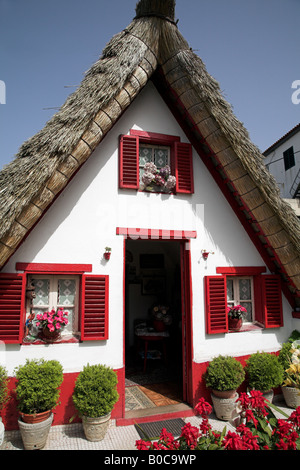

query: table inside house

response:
[135,327,169,372]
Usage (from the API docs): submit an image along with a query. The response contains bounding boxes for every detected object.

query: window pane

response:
[241,302,252,322]
[239,279,251,301]
[139,146,152,166]
[58,279,76,306]
[32,279,49,307]
[227,279,234,301]
[154,148,168,168]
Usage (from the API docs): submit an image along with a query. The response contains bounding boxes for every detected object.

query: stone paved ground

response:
[1,395,294,451]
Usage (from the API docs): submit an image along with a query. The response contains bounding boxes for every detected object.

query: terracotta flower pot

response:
[19,409,52,424]
[104,252,111,260]
[212,389,237,399]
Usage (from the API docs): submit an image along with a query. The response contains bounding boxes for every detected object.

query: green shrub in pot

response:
[205,355,245,394]
[15,358,63,417]
[14,358,63,450]
[72,364,119,441]
[245,352,284,393]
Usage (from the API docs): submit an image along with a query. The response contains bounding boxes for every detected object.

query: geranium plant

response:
[36,308,69,333]
[141,163,176,192]
[136,392,300,450]
[227,305,247,319]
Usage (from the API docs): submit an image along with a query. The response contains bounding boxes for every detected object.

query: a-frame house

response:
[0,0,299,429]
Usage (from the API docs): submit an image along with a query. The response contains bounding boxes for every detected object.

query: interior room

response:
[124,239,184,411]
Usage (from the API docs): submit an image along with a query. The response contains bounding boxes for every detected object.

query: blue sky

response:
[0,0,299,170]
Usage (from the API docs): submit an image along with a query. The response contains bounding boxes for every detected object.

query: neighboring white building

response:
[263,123,300,202]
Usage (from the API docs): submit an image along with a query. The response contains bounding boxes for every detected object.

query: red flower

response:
[222,431,245,450]
[288,407,300,428]
[135,439,151,450]
[180,422,200,448]
[195,397,212,417]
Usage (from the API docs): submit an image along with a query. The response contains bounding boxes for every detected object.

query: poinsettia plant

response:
[141,163,176,192]
[227,305,247,319]
[36,308,69,332]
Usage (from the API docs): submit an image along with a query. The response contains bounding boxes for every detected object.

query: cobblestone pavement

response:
[1,396,293,451]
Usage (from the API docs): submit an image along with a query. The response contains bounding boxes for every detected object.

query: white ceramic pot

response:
[0,417,5,449]
[211,392,239,421]
[82,412,111,441]
[281,386,300,409]
[18,413,53,450]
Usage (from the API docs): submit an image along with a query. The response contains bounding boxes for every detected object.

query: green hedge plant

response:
[15,359,63,414]
[245,352,284,392]
[73,364,119,418]
[205,355,245,392]
[0,365,9,414]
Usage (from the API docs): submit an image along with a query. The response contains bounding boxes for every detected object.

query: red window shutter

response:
[175,142,194,194]
[261,275,283,328]
[0,273,26,343]
[119,135,139,189]
[205,276,228,334]
[81,275,109,340]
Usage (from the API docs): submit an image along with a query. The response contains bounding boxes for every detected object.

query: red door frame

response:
[120,230,194,416]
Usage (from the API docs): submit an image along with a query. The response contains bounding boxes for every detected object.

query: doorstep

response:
[116,403,195,426]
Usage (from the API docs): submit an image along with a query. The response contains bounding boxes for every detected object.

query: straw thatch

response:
[0,0,299,305]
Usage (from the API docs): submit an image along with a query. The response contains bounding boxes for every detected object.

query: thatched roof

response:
[0,0,299,306]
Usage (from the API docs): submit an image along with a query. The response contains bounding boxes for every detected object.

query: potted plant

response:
[104,247,112,260]
[0,365,9,449]
[151,305,172,331]
[72,364,119,441]
[279,339,300,408]
[15,358,63,450]
[205,355,245,420]
[245,352,284,402]
[227,304,247,331]
[36,307,69,342]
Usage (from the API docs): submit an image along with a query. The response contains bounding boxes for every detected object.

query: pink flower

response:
[55,322,61,330]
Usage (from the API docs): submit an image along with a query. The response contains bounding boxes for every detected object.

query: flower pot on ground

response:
[15,359,63,450]
[0,365,9,449]
[72,364,119,441]
[245,352,284,402]
[280,339,300,408]
[205,355,245,420]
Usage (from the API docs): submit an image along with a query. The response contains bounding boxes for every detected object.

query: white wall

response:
[2,82,298,375]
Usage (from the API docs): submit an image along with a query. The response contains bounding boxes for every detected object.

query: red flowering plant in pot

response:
[36,308,69,342]
[227,305,247,331]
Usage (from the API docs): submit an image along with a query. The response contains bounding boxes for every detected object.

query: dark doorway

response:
[124,239,188,414]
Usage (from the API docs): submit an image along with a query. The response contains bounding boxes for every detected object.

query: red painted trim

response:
[0,272,26,344]
[116,227,197,239]
[16,263,92,273]
[130,129,180,144]
[216,266,267,275]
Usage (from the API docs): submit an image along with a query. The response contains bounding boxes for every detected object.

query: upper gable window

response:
[119,130,194,194]
[283,146,295,171]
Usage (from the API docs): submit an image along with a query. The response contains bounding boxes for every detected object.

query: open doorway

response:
[124,238,191,414]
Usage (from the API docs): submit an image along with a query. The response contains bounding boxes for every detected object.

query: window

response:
[0,265,109,344]
[227,277,254,322]
[119,130,194,194]
[283,147,295,171]
[29,275,79,338]
[205,267,283,334]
